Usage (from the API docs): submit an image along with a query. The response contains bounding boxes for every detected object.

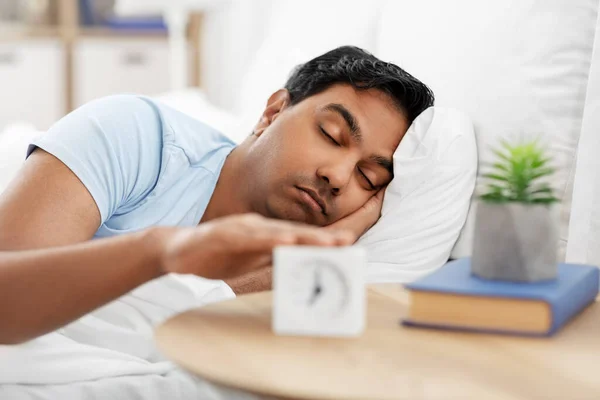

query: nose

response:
[317,158,355,196]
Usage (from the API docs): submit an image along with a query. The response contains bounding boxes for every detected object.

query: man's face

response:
[245,84,409,226]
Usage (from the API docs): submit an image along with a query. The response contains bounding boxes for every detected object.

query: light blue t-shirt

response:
[27,95,237,239]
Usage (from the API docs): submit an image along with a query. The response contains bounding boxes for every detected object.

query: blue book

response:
[79,0,95,26]
[403,258,599,336]
[104,16,167,31]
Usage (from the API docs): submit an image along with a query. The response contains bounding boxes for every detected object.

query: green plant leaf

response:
[530,197,559,204]
[480,193,508,203]
[482,173,510,182]
[531,157,550,169]
[480,138,557,203]
[529,186,553,195]
[492,149,511,163]
[530,167,555,180]
[486,183,507,191]
[491,162,510,173]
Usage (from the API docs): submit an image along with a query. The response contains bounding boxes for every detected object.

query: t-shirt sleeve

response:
[27,95,164,225]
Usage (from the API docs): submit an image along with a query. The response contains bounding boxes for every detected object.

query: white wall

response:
[200,0,275,111]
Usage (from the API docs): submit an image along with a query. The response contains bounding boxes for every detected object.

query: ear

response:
[253,89,291,137]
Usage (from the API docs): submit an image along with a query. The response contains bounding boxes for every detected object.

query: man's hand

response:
[325,189,385,242]
[157,213,354,281]
[0,214,351,344]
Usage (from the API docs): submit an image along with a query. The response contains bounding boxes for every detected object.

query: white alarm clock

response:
[272,246,366,337]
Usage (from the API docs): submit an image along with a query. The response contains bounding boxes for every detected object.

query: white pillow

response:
[358,107,477,283]
[375,0,597,261]
[566,9,600,266]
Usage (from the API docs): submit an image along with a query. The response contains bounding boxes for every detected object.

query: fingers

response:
[233,214,354,251]
[316,229,355,245]
[362,187,386,213]
[278,225,353,246]
[242,225,353,251]
[368,187,385,205]
[164,215,354,280]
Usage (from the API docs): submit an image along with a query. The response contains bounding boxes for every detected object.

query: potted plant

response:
[471,139,560,282]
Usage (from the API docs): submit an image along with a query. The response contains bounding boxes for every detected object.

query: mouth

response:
[295,186,327,216]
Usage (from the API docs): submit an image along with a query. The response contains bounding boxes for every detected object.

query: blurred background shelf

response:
[0,25,61,41]
[78,27,168,38]
[0,0,202,130]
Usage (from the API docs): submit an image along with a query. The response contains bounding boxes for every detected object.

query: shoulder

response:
[138,96,237,172]
[66,94,162,127]
[39,93,237,174]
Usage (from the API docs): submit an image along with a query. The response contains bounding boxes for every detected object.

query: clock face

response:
[289,257,350,318]
[273,246,366,337]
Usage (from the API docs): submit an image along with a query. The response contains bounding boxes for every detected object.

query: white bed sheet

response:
[1,363,263,400]
[0,274,263,400]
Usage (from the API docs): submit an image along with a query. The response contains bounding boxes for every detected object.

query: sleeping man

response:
[0,46,434,345]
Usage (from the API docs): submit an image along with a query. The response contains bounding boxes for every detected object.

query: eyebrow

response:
[323,103,362,142]
[322,103,394,176]
[370,155,394,176]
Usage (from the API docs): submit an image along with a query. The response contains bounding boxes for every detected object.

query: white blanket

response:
[0,275,266,400]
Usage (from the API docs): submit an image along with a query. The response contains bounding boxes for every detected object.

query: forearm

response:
[225,267,272,295]
[0,228,167,344]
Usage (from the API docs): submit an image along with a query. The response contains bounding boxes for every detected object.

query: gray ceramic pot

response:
[471,202,558,282]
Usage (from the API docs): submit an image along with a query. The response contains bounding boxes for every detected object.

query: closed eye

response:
[358,168,376,190]
[319,126,340,146]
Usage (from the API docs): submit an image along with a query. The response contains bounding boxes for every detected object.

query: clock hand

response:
[309,269,323,306]
[309,285,322,305]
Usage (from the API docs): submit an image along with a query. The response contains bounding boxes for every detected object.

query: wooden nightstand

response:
[156,284,600,400]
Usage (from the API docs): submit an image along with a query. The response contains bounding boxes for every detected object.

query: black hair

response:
[284,46,434,123]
